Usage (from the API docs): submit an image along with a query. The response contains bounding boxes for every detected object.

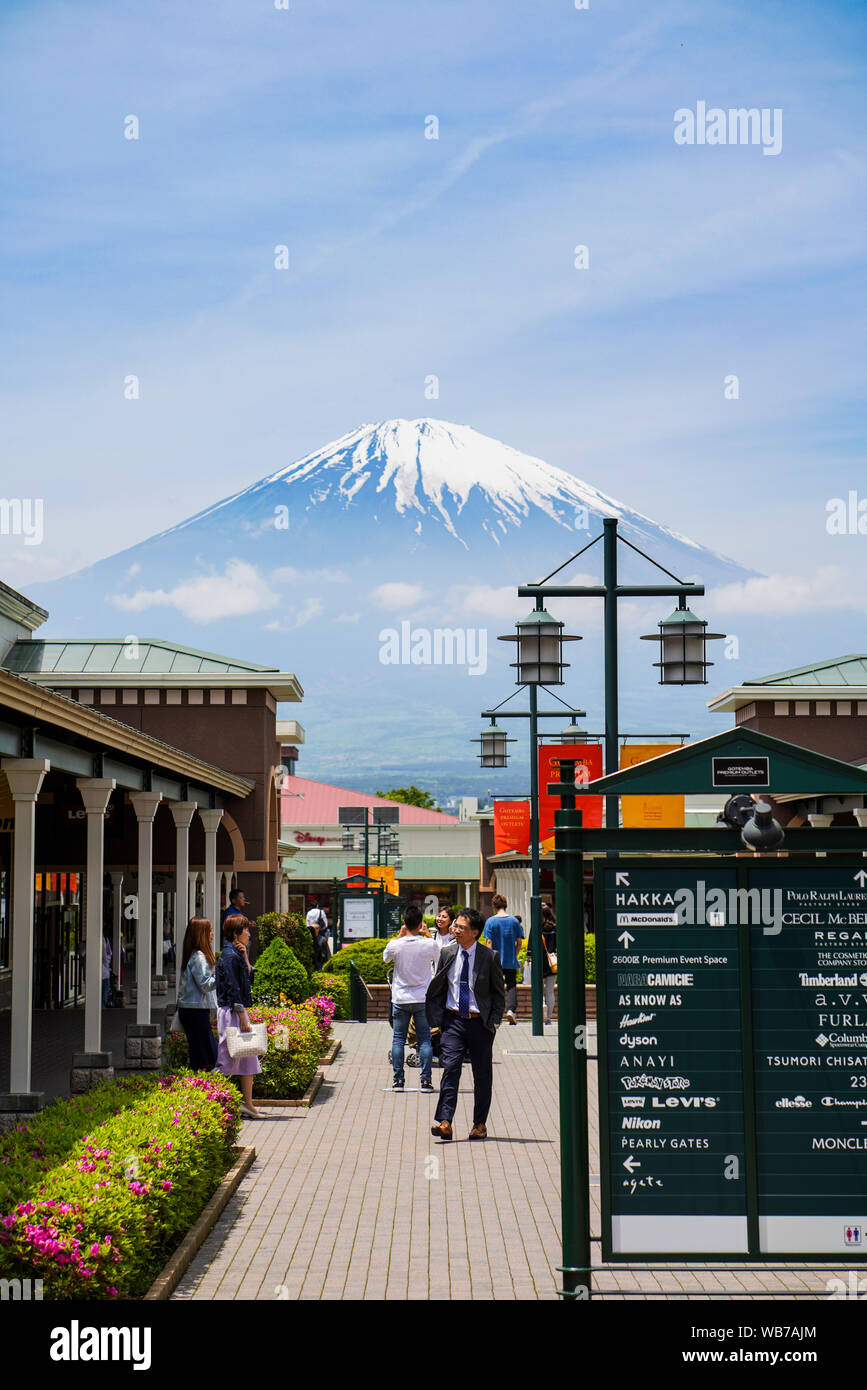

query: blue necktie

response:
[459,949,470,1018]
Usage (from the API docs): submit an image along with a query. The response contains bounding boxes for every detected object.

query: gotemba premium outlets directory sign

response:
[751,867,867,1255]
[597,865,748,1257]
[597,861,867,1260]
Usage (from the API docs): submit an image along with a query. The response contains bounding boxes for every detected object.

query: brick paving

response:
[173,1020,860,1301]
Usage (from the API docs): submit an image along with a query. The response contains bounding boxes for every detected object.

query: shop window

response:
[838,702,852,716]
[794,701,810,716]
[209,689,225,704]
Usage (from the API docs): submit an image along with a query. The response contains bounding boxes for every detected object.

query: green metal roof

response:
[2,637,278,678]
[745,655,867,687]
[280,851,480,879]
[556,727,867,797]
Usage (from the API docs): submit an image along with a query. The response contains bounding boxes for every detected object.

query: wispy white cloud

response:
[707,566,867,617]
[110,560,279,622]
[371,582,426,609]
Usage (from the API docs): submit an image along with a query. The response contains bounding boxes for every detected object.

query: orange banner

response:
[493,801,531,855]
[348,864,398,894]
[539,743,603,850]
[619,744,685,827]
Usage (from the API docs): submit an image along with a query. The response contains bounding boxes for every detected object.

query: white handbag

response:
[225,1021,268,1059]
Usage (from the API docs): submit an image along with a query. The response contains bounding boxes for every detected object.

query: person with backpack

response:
[307,901,331,967]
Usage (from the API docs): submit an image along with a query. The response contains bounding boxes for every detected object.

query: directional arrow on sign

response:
[618,931,635,949]
[623,1156,641,1173]
[855,870,867,887]
[615,872,630,886]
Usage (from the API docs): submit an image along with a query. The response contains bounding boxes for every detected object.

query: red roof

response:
[280,775,459,825]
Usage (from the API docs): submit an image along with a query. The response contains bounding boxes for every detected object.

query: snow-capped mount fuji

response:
[28,419,759,795]
[152,417,744,570]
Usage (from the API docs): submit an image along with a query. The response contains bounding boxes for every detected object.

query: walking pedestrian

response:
[177,917,218,1070]
[383,905,438,1092]
[308,902,331,968]
[482,893,524,1025]
[427,908,505,1141]
[215,915,263,1119]
[527,904,558,1024]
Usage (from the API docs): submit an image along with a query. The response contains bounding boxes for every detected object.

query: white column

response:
[2,759,49,1095]
[464,880,473,909]
[854,809,867,856]
[76,778,116,1053]
[188,870,199,920]
[110,871,124,989]
[130,792,162,1025]
[199,809,224,933]
[155,890,165,980]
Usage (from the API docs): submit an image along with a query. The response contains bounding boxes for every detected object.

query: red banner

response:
[539,743,604,844]
[493,801,531,855]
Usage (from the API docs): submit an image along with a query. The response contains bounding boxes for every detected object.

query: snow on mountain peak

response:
[157,417,734,566]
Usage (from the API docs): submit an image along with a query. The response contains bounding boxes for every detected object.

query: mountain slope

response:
[26,419,761,792]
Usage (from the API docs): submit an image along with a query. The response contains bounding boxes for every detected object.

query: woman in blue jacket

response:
[215,915,263,1119]
[177,917,217,1070]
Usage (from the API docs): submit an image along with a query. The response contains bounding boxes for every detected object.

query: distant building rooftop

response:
[709,655,867,714]
[3,637,302,702]
[280,774,459,825]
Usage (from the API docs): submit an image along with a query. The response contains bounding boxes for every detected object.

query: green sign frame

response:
[596,855,867,1263]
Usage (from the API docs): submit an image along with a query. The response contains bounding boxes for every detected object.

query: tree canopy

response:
[374,785,438,809]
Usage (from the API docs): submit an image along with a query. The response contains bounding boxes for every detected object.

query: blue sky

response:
[1,0,866,617]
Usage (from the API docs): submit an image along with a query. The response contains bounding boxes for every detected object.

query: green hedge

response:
[255,912,314,976]
[166,1002,324,1097]
[0,1074,239,1299]
[252,937,309,1003]
[311,971,349,1021]
[327,939,390,984]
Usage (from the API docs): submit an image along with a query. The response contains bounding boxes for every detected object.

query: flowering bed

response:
[0,1073,239,1300]
[164,998,332,1098]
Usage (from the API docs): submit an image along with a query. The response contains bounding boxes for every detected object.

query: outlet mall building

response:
[0,577,303,1113]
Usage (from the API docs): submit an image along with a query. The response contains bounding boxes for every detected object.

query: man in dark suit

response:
[426,907,506,1141]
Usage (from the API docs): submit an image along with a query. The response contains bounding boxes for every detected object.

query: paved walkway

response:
[173,1020,860,1301]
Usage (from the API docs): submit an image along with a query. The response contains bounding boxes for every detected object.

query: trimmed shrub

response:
[311,971,349,1021]
[327,939,390,985]
[255,912,314,976]
[248,1005,321,1099]
[0,1073,239,1299]
[252,938,309,1003]
[165,1004,325,1098]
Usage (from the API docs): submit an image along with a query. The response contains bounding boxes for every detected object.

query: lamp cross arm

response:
[518,583,705,599]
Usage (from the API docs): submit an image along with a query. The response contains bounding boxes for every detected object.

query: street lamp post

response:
[519,516,724,830]
[476,694,586,1036]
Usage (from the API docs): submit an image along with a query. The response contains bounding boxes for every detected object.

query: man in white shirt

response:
[383,904,439,1092]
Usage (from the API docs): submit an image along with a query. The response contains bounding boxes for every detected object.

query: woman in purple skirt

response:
[215,915,263,1119]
